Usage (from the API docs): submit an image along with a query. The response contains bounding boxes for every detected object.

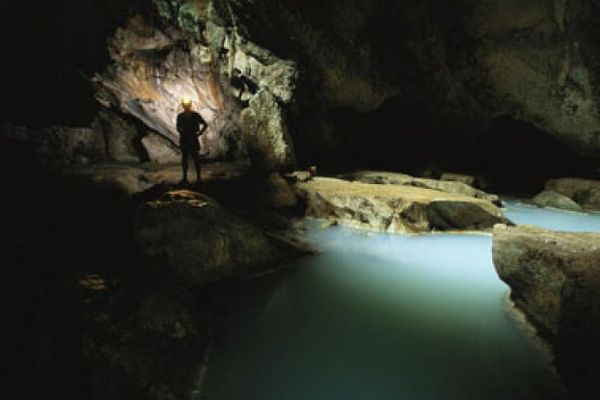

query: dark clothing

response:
[181,150,202,183]
[176,111,206,152]
[176,110,207,183]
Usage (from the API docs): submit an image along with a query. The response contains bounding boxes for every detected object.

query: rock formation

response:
[532,189,583,212]
[134,189,307,286]
[5,1,600,399]
[295,177,509,233]
[545,177,600,211]
[142,131,182,163]
[58,0,596,175]
[493,224,600,398]
[343,171,501,205]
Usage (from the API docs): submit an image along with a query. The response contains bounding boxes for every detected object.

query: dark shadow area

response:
[0,142,139,398]
[475,117,599,195]
[0,135,302,398]
[3,0,141,126]
[306,96,599,195]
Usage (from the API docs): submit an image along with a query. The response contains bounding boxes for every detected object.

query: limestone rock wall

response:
[209,0,600,162]
[54,0,600,171]
[93,0,299,169]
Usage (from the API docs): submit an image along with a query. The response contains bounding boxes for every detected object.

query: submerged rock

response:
[545,178,600,211]
[295,177,509,233]
[343,171,501,206]
[532,190,583,212]
[492,224,600,398]
[134,190,306,286]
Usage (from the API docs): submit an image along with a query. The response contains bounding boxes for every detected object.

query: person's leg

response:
[192,152,202,183]
[181,150,189,184]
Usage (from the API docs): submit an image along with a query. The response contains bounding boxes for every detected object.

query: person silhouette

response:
[176,98,207,185]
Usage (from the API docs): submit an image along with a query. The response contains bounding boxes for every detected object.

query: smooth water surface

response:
[504,199,600,232]
[202,203,600,400]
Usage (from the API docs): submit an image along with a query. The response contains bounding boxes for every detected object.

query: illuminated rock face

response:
[294,177,509,233]
[94,13,232,159]
[88,0,600,171]
[94,1,299,169]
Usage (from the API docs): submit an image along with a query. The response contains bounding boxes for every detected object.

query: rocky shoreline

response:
[295,176,509,234]
[493,224,600,398]
[3,157,600,399]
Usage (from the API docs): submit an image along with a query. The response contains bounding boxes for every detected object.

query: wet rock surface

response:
[295,177,509,233]
[492,224,600,398]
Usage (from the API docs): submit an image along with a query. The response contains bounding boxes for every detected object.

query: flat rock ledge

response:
[492,224,600,398]
[343,171,501,205]
[295,177,509,233]
[135,190,308,286]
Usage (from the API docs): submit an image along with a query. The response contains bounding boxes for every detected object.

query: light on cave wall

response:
[95,12,245,162]
[122,77,227,158]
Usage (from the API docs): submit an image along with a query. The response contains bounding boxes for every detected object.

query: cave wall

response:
[228,0,600,164]
[93,0,299,169]
[4,0,600,175]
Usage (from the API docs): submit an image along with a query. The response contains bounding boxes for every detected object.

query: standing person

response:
[176,98,207,185]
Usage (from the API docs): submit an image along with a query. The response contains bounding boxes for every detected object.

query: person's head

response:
[181,97,193,111]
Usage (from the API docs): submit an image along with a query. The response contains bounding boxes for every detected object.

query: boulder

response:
[134,190,306,286]
[343,171,501,205]
[295,177,509,233]
[142,132,181,164]
[545,178,600,211]
[532,190,583,212]
[492,224,600,398]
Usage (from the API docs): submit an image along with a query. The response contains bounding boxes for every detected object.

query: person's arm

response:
[197,116,208,137]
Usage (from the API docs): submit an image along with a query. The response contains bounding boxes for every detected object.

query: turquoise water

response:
[503,199,600,232]
[202,202,600,400]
